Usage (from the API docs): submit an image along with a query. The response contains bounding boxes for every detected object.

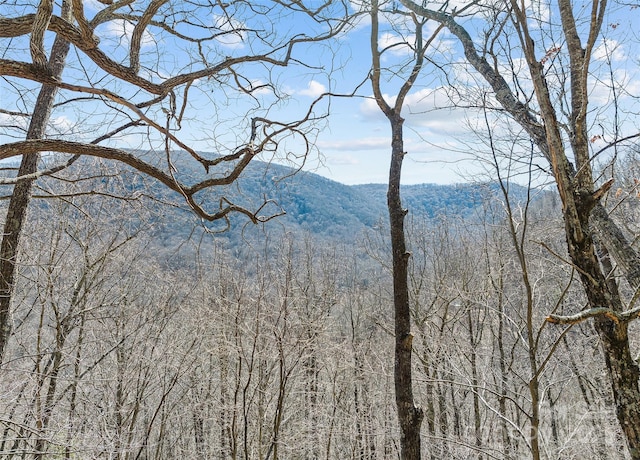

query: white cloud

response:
[211,14,246,49]
[0,112,28,130]
[318,137,390,151]
[248,79,273,95]
[0,113,79,141]
[593,39,626,62]
[588,74,614,105]
[102,19,156,48]
[618,69,640,96]
[588,67,640,106]
[524,0,551,28]
[49,116,74,133]
[379,32,414,57]
[359,94,395,119]
[327,153,360,165]
[298,81,327,98]
[404,87,451,112]
[359,87,472,134]
[377,29,452,58]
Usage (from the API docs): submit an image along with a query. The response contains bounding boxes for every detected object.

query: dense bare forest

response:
[1,0,640,459]
[0,159,638,458]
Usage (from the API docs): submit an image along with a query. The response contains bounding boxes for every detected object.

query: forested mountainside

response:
[3,152,637,459]
[23,154,535,245]
[5,0,640,457]
[214,157,536,234]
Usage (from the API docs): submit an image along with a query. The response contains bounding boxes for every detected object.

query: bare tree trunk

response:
[368,2,428,456]
[388,117,424,460]
[0,1,71,363]
[467,309,483,459]
[420,340,437,460]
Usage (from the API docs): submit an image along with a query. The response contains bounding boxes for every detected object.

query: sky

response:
[310,94,473,185]
[312,1,640,186]
[150,2,482,185]
[278,8,487,186]
[302,2,640,186]
[1,1,639,186]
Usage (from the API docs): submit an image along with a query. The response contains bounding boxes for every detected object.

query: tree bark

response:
[388,116,424,460]
[368,2,426,457]
[595,318,640,459]
[370,0,426,460]
[0,1,72,363]
[395,2,640,456]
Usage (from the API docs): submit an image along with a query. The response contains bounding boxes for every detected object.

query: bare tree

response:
[0,0,350,362]
[0,188,164,458]
[367,1,430,456]
[397,0,640,456]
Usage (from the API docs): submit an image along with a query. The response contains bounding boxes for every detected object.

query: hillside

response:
[4,153,536,245]
[8,154,540,245]
[186,157,530,241]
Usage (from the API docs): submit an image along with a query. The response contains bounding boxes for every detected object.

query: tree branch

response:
[30,0,54,69]
[547,304,640,325]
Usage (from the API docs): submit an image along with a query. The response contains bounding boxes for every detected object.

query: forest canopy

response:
[1,1,640,459]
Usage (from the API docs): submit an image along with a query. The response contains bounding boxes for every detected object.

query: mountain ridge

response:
[3,153,534,243]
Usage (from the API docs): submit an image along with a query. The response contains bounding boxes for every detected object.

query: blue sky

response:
[1,1,639,186]
[307,1,640,186]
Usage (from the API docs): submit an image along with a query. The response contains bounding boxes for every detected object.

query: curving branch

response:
[71,0,95,43]
[0,120,143,185]
[0,59,59,85]
[30,0,54,69]
[547,304,640,325]
[129,0,166,74]
[0,140,182,190]
[0,11,349,96]
[0,137,287,223]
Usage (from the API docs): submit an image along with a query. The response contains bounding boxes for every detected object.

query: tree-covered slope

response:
[7,153,535,244]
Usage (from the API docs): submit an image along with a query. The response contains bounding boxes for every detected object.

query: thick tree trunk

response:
[0,13,71,362]
[590,203,640,290]
[0,152,39,362]
[562,187,640,459]
[388,117,424,460]
[435,1,640,453]
[595,319,640,459]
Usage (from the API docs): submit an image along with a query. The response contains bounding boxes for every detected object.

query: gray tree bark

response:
[397,1,640,456]
[0,1,72,364]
